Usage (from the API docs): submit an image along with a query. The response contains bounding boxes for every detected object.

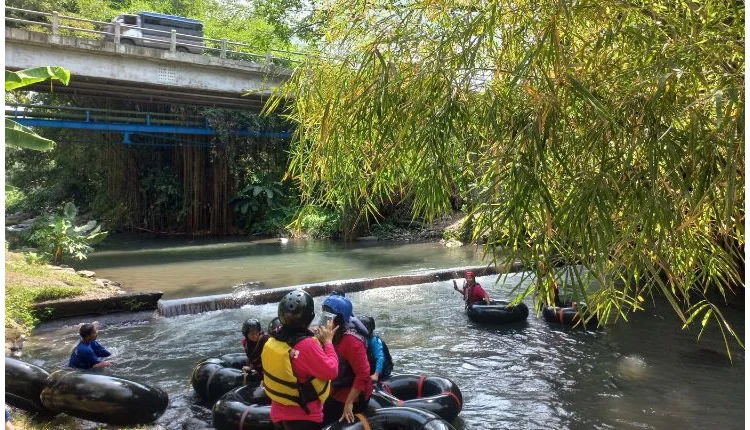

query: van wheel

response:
[176,46,189,53]
[120,39,135,46]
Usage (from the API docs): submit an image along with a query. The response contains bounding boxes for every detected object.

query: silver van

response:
[104,12,204,54]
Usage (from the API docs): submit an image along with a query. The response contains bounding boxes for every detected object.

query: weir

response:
[156,263,524,317]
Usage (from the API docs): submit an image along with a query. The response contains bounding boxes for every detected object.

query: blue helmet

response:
[322,295,353,324]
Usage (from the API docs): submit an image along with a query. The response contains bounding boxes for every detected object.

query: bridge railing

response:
[7,103,209,127]
[5,7,305,67]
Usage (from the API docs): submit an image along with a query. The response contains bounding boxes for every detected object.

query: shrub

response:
[295,206,341,238]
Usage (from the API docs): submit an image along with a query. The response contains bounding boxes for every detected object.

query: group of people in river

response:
[64,272,494,430]
[250,290,394,429]
[66,289,395,430]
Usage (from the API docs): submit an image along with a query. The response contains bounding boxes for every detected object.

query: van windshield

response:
[122,15,137,25]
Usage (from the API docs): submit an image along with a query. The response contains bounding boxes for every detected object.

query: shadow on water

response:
[22,273,744,430]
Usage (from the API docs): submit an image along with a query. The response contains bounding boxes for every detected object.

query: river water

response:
[23,272,745,429]
[78,236,488,298]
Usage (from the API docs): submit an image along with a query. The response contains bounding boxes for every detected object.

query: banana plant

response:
[28,202,108,265]
[6,67,71,192]
[5,67,70,152]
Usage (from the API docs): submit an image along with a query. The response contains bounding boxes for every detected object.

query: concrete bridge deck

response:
[5,27,294,109]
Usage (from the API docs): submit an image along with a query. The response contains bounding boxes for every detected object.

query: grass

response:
[7,411,80,430]
[4,252,114,334]
[8,410,151,430]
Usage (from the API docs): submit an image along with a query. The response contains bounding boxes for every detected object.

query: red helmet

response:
[465,271,475,278]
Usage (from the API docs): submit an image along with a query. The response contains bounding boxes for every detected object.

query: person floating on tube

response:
[453,271,491,308]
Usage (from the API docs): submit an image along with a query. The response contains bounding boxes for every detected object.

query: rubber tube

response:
[376,374,463,422]
[191,352,259,402]
[39,369,168,426]
[466,300,529,324]
[4,357,57,415]
[322,406,456,430]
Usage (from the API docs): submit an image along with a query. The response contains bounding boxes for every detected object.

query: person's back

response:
[262,290,338,429]
[68,323,112,370]
[361,316,393,382]
[321,296,372,425]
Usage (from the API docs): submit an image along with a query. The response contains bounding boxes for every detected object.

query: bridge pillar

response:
[170,29,176,52]
[114,22,121,45]
[51,11,59,35]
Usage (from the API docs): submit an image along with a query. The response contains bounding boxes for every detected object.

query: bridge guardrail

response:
[5,6,305,67]
[7,104,208,127]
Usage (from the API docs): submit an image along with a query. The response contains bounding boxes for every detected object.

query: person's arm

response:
[477,284,491,305]
[339,335,371,422]
[91,340,111,358]
[302,322,340,380]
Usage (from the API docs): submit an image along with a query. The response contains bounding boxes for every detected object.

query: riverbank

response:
[4,252,124,351]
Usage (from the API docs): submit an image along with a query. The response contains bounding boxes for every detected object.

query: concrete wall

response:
[5,28,292,98]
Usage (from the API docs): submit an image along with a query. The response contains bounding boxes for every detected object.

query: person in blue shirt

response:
[6,407,14,430]
[68,323,113,370]
[360,316,393,382]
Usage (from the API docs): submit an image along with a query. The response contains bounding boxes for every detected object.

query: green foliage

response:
[5,67,70,91]
[270,0,745,353]
[139,166,185,229]
[249,204,299,236]
[5,67,70,154]
[230,181,283,223]
[293,206,341,239]
[5,187,25,212]
[6,282,86,327]
[5,252,89,330]
[28,202,108,265]
[24,252,48,265]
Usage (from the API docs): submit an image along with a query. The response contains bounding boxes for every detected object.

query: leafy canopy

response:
[269,1,744,354]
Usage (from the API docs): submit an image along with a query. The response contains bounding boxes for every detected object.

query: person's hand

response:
[340,401,355,423]
[242,366,252,373]
[314,320,339,344]
[370,372,379,382]
[99,361,113,368]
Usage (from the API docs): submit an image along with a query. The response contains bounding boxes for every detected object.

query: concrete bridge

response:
[5,27,295,110]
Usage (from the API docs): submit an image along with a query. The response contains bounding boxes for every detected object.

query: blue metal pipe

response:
[12,118,291,139]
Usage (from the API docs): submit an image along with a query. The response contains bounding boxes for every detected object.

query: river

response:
[78,235,489,298]
[23,271,745,429]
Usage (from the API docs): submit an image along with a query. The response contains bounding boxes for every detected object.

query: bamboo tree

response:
[268,0,744,355]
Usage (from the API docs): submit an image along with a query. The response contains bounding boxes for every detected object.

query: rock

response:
[5,223,33,233]
[444,239,464,248]
[76,270,96,278]
[97,278,122,288]
[5,212,31,225]
[356,235,378,241]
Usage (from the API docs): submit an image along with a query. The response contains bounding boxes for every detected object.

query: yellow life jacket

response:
[261,336,330,412]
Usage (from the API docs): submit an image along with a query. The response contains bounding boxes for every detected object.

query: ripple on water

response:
[20,276,744,429]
